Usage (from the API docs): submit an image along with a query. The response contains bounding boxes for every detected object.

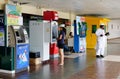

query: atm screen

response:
[15,31,20,36]
[52,25,58,39]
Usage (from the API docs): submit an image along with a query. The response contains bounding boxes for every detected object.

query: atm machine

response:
[50,21,59,58]
[0,25,29,73]
[0,4,29,73]
[30,21,50,61]
[43,11,59,58]
[79,22,87,53]
[74,16,87,53]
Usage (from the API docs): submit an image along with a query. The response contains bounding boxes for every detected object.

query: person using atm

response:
[57,24,66,65]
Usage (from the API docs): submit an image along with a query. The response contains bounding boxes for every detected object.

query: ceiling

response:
[10,0,120,19]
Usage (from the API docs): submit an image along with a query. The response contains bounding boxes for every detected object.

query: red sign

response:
[43,11,59,21]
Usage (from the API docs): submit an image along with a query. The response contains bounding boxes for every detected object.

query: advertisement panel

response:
[5,4,21,15]
[7,14,23,25]
[16,44,29,70]
[75,16,87,53]
[76,16,87,37]
[76,16,81,35]
[79,38,86,53]
[5,4,23,25]
[79,22,87,37]
[0,24,4,46]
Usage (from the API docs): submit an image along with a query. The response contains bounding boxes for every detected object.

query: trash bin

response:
[30,52,41,65]
[30,52,40,58]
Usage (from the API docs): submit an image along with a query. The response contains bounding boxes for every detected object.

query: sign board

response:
[16,44,29,70]
[7,14,23,25]
[0,24,4,46]
[76,16,81,35]
[5,4,23,25]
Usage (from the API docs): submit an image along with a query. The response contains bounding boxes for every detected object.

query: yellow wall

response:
[85,17,109,48]
[85,17,99,48]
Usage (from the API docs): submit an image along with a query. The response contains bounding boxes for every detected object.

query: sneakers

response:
[96,55,104,58]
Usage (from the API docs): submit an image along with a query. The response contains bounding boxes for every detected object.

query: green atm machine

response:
[0,4,29,73]
[0,25,29,73]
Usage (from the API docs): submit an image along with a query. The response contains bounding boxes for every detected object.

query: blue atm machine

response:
[8,25,29,73]
[74,16,87,53]
[0,25,29,73]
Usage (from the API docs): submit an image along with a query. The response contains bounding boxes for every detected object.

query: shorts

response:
[57,43,64,49]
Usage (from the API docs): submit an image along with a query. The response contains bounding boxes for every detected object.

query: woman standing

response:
[57,24,65,65]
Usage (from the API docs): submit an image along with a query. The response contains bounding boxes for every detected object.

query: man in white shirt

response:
[95,25,109,58]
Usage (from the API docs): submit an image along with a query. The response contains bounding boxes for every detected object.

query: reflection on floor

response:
[64,53,83,58]
[103,55,120,62]
[0,38,120,79]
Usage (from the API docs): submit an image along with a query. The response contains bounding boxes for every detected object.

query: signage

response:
[76,16,86,36]
[76,16,81,35]
[5,4,23,25]
[0,25,4,46]
[16,44,29,70]
[7,14,23,25]
[43,11,59,21]
[79,38,86,53]
[5,4,21,16]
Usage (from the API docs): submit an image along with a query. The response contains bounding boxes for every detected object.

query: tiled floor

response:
[68,38,120,79]
[0,38,120,79]
[68,60,120,79]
